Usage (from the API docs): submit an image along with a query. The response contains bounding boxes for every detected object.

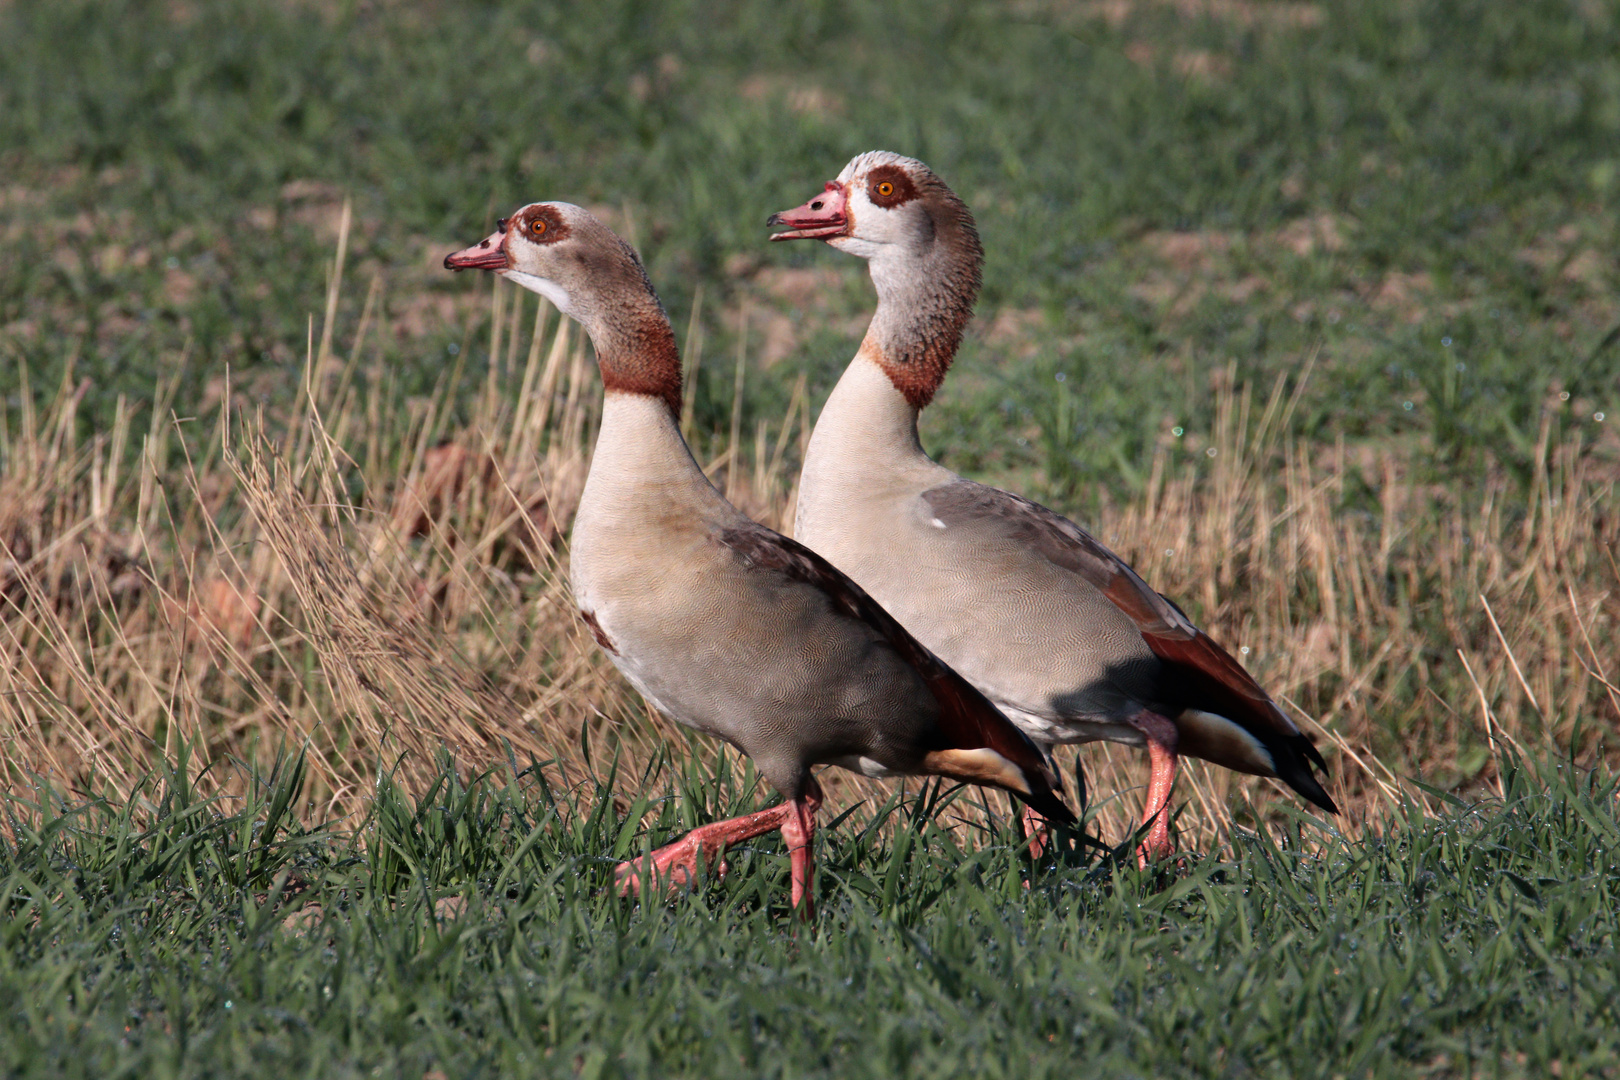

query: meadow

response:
[1,0,1618,1075]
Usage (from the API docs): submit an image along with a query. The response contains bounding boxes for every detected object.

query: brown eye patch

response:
[520,205,570,244]
[866,165,918,208]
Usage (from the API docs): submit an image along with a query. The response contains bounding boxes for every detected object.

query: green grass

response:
[3,0,1617,502]
[3,751,1617,1078]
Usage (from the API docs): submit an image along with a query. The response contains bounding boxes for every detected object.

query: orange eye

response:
[876,181,894,197]
[530,218,548,237]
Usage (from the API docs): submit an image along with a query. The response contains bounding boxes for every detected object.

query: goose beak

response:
[767,182,849,241]
[444,229,509,271]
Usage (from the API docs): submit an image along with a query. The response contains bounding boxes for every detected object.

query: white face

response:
[498,202,585,317]
[826,151,931,261]
[504,268,573,315]
[447,200,666,347]
[446,201,586,317]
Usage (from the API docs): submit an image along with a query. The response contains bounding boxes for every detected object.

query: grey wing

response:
[921,479,1199,642]
[920,478,1336,812]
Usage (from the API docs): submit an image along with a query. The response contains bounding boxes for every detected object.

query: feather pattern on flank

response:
[922,478,1335,812]
[718,521,1074,824]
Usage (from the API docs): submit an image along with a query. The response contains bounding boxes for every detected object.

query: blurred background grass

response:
[3,0,1617,491]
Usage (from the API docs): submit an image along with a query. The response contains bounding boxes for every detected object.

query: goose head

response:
[767,151,980,271]
[445,201,659,329]
[446,202,681,415]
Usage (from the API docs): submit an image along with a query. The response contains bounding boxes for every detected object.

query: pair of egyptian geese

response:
[445,151,1336,917]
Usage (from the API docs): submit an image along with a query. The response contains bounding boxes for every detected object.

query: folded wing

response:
[921,480,1336,814]
[719,521,1076,824]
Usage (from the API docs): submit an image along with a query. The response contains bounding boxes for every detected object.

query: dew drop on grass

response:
[1597,412,1606,422]
[1055,372,1066,382]
[447,342,460,355]
[1442,337,1452,347]
[1560,391,1571,401]
[1206,447,1217,457]
[1403,401,1414,411]
[1172,426,1184,437]
[1240,646,1250,655]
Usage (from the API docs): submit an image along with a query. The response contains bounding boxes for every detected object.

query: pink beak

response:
[444,226,509,271]
[767,182,849,241]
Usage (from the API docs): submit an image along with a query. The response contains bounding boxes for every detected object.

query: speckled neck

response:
[579,283,683,419]
[861,193,982,408]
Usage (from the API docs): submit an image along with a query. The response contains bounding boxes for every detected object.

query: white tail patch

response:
[1176,709,1277,777]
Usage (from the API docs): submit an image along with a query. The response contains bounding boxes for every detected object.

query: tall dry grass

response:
[2,221,1616,852]
[1096,362,1620,844]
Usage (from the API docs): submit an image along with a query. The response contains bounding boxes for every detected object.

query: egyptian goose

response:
[769,152,1336,864]
[445,202,1072,915]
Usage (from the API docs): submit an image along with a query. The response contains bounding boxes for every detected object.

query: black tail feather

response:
[1275,734,1338,815]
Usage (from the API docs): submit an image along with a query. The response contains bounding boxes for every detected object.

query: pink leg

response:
[615,780,823,916]
[781,782,823,920]
[1021,804,1051,861]
[1130,712,1180,868]
[614,803,791,896]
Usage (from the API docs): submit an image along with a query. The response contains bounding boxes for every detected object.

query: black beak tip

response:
[443,255,457,271]
[765,212,785,228]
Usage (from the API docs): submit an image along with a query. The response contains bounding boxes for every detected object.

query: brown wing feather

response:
[718,522,1074,824]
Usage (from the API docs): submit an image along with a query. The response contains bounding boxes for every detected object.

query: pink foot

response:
[1135,825,1175,869]
[613,784,823,910]
[782,791,820,920]
[614,837,728,898]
